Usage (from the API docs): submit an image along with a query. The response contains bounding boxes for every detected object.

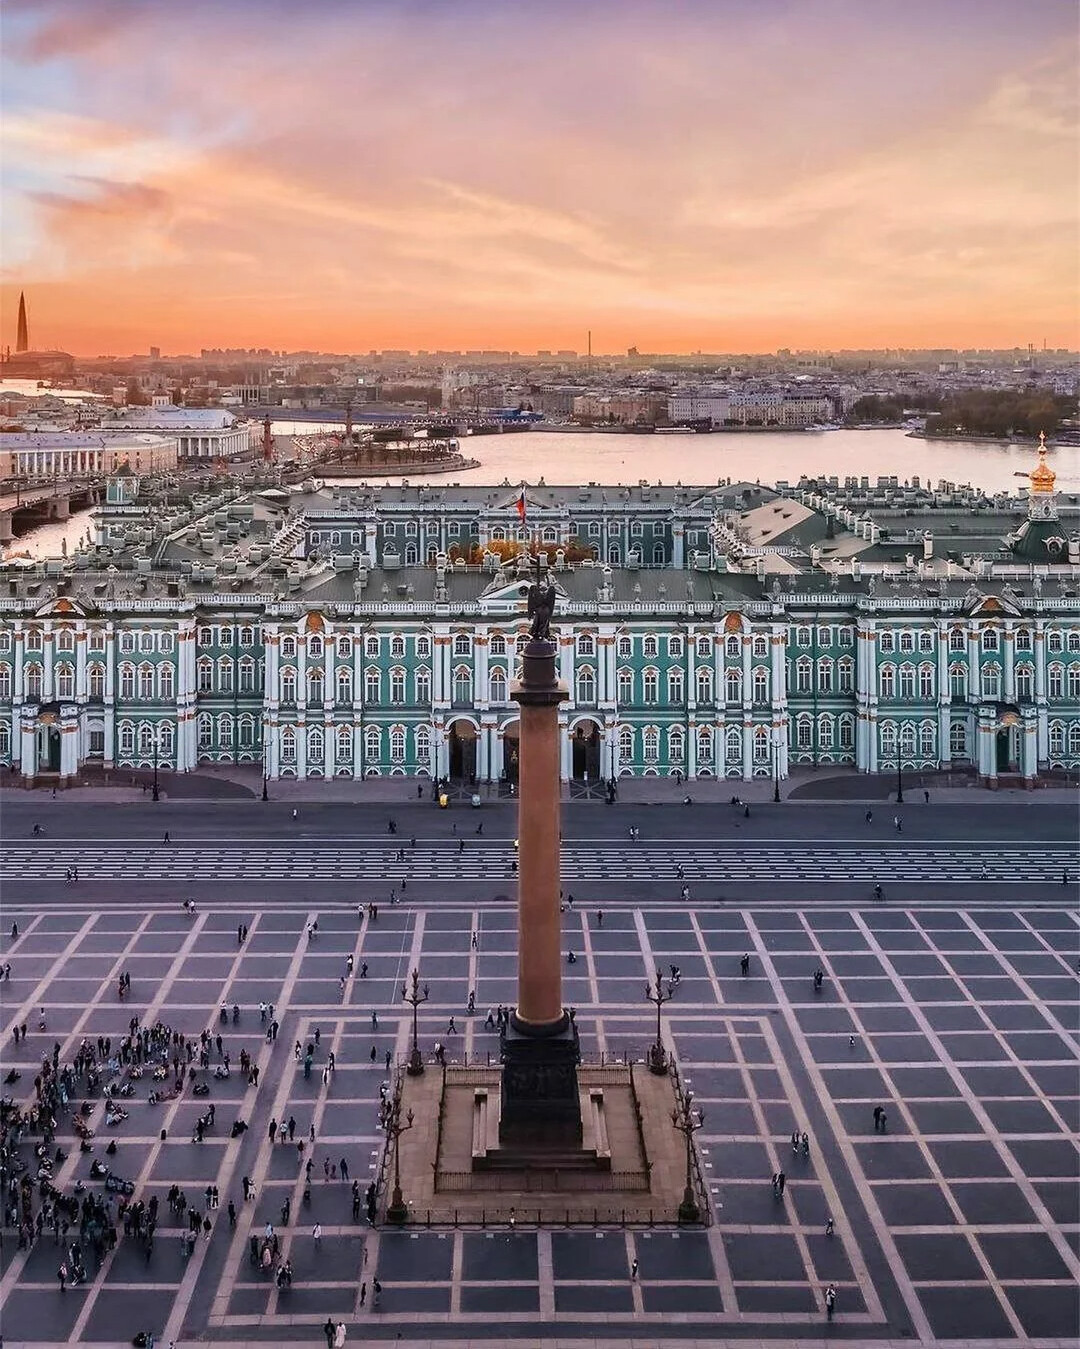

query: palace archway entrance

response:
[501,720,521,783]
[447,720,477,782]
[571,719,602,781]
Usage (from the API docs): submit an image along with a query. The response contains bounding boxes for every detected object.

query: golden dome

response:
[1030,433,1055,494]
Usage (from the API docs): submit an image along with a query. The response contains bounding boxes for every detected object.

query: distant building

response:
[0,291,75,378]
[94,406,254,460]
[0,431,179,479]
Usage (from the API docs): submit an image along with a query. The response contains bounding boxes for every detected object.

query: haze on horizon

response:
[0,0,1077,358]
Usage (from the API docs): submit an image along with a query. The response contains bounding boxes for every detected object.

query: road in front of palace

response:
[2,799,1076,905]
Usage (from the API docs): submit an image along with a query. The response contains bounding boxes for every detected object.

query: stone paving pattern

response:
[0,899,1077,1347]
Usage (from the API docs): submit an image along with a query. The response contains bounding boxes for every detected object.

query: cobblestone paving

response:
[0,899,1077,1347]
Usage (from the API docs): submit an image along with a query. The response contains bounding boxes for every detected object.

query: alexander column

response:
[499,575,582,1148]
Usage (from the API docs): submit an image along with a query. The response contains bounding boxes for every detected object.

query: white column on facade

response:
[20,709,38,778]
[967,626,980,702]
[352,715,363,778]
[60,707,79,778]
[1033,625,1048,763]
[687,714,698,779]
[475,629,489,704]
[43,630,55,701]
[741,631,753,778]
[1021,709,1038,781]
[672,523,685,569]
[686,630,696,715]
[559,633,574,692]
[936,622,951,768]
[13,628,24,701]
[76,627,87,697]
[558,710,571,782]
[296,715,307,779]
[324,713,334,778]
[1003,624,1015,702]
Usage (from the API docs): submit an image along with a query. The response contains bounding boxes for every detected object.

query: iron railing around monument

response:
[667,1056,713,1228]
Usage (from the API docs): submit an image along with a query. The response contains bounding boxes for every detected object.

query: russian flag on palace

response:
[515,487,527,522]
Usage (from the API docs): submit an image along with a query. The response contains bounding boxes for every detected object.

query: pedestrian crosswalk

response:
[1,842,1072,884]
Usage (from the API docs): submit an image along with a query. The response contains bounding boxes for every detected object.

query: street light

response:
[644,969,673,1075]
[401,968,429,1076]
[895,756,904,805]
[383,1087,415,1225]
[671,1088,705,1223]
[262,717,269,800]
[772,725,781,804]
[152,724,160,802]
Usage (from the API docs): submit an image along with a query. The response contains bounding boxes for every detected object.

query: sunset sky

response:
[1,0,1077,356]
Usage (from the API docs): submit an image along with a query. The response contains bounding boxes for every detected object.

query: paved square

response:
[1,898,1077,1347]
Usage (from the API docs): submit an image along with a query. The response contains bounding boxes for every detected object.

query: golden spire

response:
[1029,431,1055,494]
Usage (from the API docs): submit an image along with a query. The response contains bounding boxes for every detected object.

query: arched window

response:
[158,722,174,757]
[949,626,966,653]
[919,722,935,758]
[25,629,43,653]
[197,713,213,752]
[817,658,833,694]
[899,664,916,699]
[56,628,75,653]
[390,634,405,659]
[239,657,256,694]
[879,664,895,699]
[949,663,967,699]
[950,722,967,756]
[138,664,154,700]
[280,727,297,763]
[218,713,234,749]
[218,657,234,694]
[281,635,296,659]
[405,543,418,566]
[453,666,472,704]
[308,726,324,763]
[643,727,660,763]
[1068,632,1080,654]
[726,725,743,761]
[667,668,684,703]
[390,667,406,703]
[415,667,431,703]
[1048,721,1064,756]
[643,668,659,703]
[490,667,508,704]
[88,664,105,699]
[453,633,471,657]
[899,723,917,759]
[796,658,812,694]
[919,630,934,654]
[753,725,770,761]
[159,664,174,701]
[981,627,999,652]
[197,658,213,694]
[753,635,768,659]
[817,716,833,750]
[337,636,352,659]
[365,726,381,763]
[337,725,353,763]
[838,715,855,751]
[838,657,854,694]
[308,635,323,659]
[696,666,713,703]
[919,664,934,698]
[119,721,135,757]
[617,635,632,659]
[1069,723,1080,755]
[725,668,742,703]
[667,635,682,659]
[280,667,297,703]
[0,665,10,700]
[617,668,633,702]
[307,668,324,704]
[696,725,713,763]
[390,726,406,762]
[138,723,155,757]
[642,635,658,659]
[0,722,9,760]
[118,664,135,699]
[899,631,914,654]
[365,669,380,703]
[668,726,685,764]
[57,663,75,699]
[415,725,432,768]
[365,634,380,658]
[337,668,354,703]
[1069,667,1080,699]
[1015,628,1032,652]
[575,667,595,703]
[982,663,1001,699]
[795,716,812,751]
[725,634,740,658]
[618,725,634,764]
[240,625,255,647]
[880,721,897,756]
[1016,663,1033,700]
[696,635,712,659]
[238,715,255,748]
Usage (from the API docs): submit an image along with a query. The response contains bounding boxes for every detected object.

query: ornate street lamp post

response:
[401,968,429,1076]
[772,724,781,803]
[671,1088,705,1223]
[152,725,160,802]
[896,757,904,805]
[644,969,673,1075]
[383,1089,415,1225]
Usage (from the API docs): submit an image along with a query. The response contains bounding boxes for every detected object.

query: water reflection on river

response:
[11,428,1079,560]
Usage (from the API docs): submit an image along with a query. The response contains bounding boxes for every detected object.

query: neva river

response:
[11,427,1080,560]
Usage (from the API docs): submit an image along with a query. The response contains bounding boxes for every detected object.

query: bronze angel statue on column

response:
[527,580,557,642]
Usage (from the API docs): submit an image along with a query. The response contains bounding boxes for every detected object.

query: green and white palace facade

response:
[1,456,1077,788]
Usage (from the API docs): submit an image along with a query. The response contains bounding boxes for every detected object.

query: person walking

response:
[630,1257,638,1279]
[268,1117,277,1144]
[825,1283,837,1319]
[312,1222,322,1246]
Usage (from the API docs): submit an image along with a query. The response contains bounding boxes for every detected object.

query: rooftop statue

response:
[527,580,557,642]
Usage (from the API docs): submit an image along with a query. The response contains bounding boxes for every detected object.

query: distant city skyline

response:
[1,0,1077,357]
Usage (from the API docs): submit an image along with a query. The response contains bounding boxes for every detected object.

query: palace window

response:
[642,727,660,763]
[140,632,155,654]
[818,626,832,647]
[490,634,507,656]
[87,664,104,700]
[617,635,633,659]
[753,725,770,762]
[281,636,296,659]
[666,635,682,659]
[753,635,768,659]
[668,669,684,703]
[818,659,833,694]
[365,726,381,762]
[307,669,324,704]
[390,635,405,659]
[307,635,323,659]
[453,666,472,704]
[950,722,967,756]
[337,668,354,703]
[280,668,297,703]
[668,726,685,764]
[219,627,234,648]
[239,658,256,694]
[879,631,895,654]
[920,722,935,757]
[696,666,713,703]
[839,627,854,647]
[919,631,934,653]
[725,669,742,703]
[119,723,135,757]
[1015,663,1033,700]
[280,727,297,764]
[949,627,966,653]
[240,626,254,647]
[795,658,812,695]
[238,715,255,748]
[838,657,854,693]
[1069,667,1080,699]
[1048,721,1065,756]
[818,716,834,750]
[795,716,812,751]
[138,665,154,700]
[879,665,895,699]
[899,665,916,699]
[453,633,471,657]
[576,667,595,704]
[752,667,770,703]
[642,635,658,659]
[796,626,811,647]
[838,715,855,751]
[218,657,234,694]
[197,627,212,649]
[643,668,659,704]
[899,631,914,654]
[490,666,508,703]
[696,635,711,659]
[919,664,934,698]
[416,635,431,659]
[415,725,431,765]
[1069,632,1080,653]
[57,629,75,653]
[197,715,213,752]
[696,725,712,763]
[899,723,917,759]
[880,721,897,756]
[619,725,635,763]
[218,713,234,748]
[1070,724,1080,755]
[390,727,406,762]
[337,636,352,660]
[308,727,324,762]
[725,634,740,659]
[982,663,1001,699]
[365,635,380,658]
[158,722,174,756]
[1048,663,1064,698]
[365,669,380,703]
[949,663,967,699]
[415,668,431,703]
[617,668,633,702]
[390,667,406,703]
[88,629,105,652]
[981,627,999,653]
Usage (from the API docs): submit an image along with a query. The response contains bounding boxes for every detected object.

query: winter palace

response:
[1,442,1078,789]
